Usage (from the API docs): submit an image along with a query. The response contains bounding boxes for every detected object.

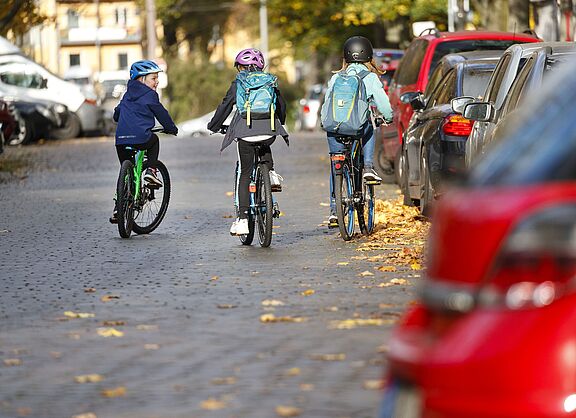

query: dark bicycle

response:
[331,118,386,241]
[116,127,173,238]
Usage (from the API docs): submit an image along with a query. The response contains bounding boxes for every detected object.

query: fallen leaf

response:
[84,288,96,293]
[144,344,160,350]
[376,265,397,272]
[309,353,346,361]
[211,376,237,385]
[261,299,285,307]
[100,295,120,302]
[101,320,125,326]
[3,359,22,367]
[101,386,126,398]
[299,383,315,391]
[260,314,306,323]
[363,379,382,390]
[391,278,409,285]
[97,328,124,338]
[210,276,220,281]
[411,262,423,270]
[301,289,315,296]
[200,398,227,410]
[337,262,349,266]
[285,367,301,376]
[72,413,97,418]
[276,405,302,417]
[16,408,32,416]
[64,311,95,319]
[50,352,62,359]
[319,202,330,207]
[359,270,374,277]
[329,318,395,329]
[217,304,237,309]
[136,324,158,331]
[75,374,104,383]
[225,191,234,197]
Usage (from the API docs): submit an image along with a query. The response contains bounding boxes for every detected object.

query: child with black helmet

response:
[110,59,178,224]
[321,36,393,227]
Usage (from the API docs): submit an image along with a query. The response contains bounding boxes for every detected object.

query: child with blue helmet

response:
[110,59,178,224]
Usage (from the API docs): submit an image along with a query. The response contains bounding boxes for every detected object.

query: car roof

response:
[420,30,539,43]
[440,50,504,67]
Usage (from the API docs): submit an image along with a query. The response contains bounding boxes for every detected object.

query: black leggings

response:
[116,134,159,165]
[237,138,275,219]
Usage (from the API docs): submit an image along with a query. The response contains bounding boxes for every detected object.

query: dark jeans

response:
[116,134,159,165]
[237,138,275,219]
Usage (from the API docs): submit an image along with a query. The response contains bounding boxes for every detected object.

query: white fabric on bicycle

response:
[240,135,275,142]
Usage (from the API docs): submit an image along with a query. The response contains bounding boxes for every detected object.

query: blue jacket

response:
[113,79,178,145]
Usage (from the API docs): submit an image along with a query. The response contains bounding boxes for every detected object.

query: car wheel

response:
[9,113,36,145]
[419,148,434,217]
[49,113,81,140]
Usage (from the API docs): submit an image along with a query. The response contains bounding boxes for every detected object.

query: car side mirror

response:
[451,96,475,114]
[400,92,425,111]
[463,102,493,122]
[40,78,48,89]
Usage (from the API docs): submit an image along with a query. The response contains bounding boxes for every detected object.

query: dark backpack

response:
[321,70,370,137]
[235,71,278,128]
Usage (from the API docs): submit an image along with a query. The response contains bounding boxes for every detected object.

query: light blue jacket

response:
[321,63,393,121]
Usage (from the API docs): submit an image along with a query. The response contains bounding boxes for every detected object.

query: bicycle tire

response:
[117,160,135,238]
[132,160,171,235]
[256,164,273,247]
[233,162,255,245]
[358,182,375,235]
[335,164,355,241]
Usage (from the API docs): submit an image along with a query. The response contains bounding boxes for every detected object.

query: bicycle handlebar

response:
[151,126,178,136]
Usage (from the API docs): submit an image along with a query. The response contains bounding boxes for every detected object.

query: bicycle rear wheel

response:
[358,181,375,235]
[233,162,255,245]
[132,160,171,235]
[335,164,355,241]
[117,160,135,238]
[256,164,273,247]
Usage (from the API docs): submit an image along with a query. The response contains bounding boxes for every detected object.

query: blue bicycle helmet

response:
[129,60,163,80]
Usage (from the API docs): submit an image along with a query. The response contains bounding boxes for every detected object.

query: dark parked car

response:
[463,42,576,166]
[378,29,540,183]
[1,95,70,145]
[399,51,501,215]
[380,57,576,418]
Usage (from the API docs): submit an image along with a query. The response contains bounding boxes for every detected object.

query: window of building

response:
[115,8,128,26]
[118,53,128,70]
[69,54,80,67]
[67,9,80,29]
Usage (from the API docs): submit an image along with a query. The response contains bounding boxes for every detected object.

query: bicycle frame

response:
[331,138,364,201]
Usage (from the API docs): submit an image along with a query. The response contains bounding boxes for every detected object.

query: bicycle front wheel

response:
[132,160,171,235]
[117,160,135,238]
[358,182,375,235]
[335,164,355,241]
[255,164,273,247]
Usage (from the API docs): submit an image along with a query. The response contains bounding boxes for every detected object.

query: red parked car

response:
[376,29,540,183]
[380,59,576,418]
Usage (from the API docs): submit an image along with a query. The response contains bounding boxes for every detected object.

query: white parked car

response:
[178,111,233,138]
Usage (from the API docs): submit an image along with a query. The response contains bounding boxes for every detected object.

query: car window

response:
[396,39,428,85]
[429,39,527,77]
[425,65,446,97]
[501,56,535,115]
[462,66,496,98]
[426,71,454,109]
[0,68,45,89]
[484,54,512,103]
[436,71,457,105]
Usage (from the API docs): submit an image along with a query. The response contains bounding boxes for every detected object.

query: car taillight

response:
[84,98,97,106]
[442,114,473,136]
[478,204,576,309]
[303,105,310,114]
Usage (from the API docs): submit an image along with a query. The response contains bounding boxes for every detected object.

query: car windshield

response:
[430,40,528,77]
[470,59,576,186]
[462,67,494,98]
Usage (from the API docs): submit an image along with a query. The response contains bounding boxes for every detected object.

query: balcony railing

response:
[60,27,141,44]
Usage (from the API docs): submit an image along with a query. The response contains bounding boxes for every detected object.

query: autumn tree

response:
[0,0,46,38]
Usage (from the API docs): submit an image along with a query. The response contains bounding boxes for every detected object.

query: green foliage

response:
[165,57,236,123]
[0,0,46,37]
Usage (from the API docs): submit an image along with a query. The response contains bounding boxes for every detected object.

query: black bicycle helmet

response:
[343,36,373,63]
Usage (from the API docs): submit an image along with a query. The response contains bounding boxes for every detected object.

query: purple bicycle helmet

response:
[234,48,265,70]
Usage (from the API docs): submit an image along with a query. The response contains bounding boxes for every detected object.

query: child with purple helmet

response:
[208,48,289,236]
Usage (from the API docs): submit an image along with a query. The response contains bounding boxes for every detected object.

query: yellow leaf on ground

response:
[75,374,104,383]
[363,379,382,390]
[337,262,349,266]
[101,386,126,398]
[211,376,237,385]
[390,278,410,285]
[101,320,125,326]
[319,202,330,207]
[136,324,158,331]
[301,289,315,296]
[225,191,234,197]
[329,318,395,329]
[3,359,21,367]
[210,276,219,281]
[84,288,96,293]
[260,314,306,323]
[300,383,315,391]
[276,405,302,417]
[100,295,120,302]
[64,311,95,319]
[359,270,374,277]
[217,304,237,309]
[411,262,423,270]
[200,398,227,410]
[144,344,160,350]
[376,265,397,272]
[261,299,285,306]
[309,353,346,361]
[285,367,301,376]
[97,328,124,338]
[72,413,97,418]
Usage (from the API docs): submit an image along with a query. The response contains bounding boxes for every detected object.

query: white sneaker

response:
[269,170,283,191]
[235,218,250,235]
[230,218,240,235]
[363,168,382,183]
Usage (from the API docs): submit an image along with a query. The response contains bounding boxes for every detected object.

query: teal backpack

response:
[321,70,370,137]
[235,71,278,129]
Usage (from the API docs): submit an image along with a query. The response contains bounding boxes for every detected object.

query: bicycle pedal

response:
[365,180,381,186]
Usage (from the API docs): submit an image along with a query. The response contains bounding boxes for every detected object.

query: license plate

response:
[379,379,422,418]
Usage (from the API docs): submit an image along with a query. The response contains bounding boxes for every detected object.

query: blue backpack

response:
[321,70,370,137]
[236,71,278,129]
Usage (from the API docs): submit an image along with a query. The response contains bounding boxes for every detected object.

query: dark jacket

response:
[114,79,178,146]
[207,77,289,151]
